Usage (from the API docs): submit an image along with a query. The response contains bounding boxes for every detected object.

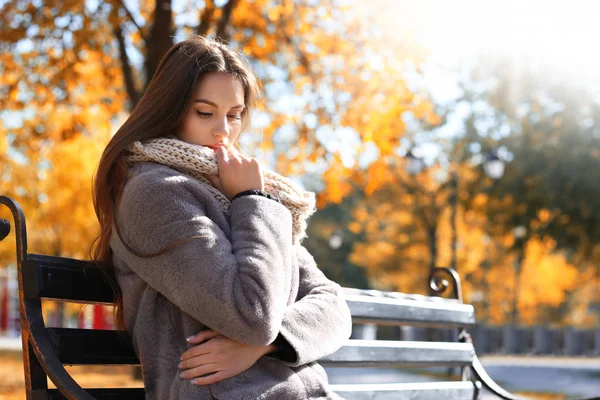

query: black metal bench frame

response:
[1,195,589,400]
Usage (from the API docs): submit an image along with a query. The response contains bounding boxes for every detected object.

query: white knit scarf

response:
[125,137,316,243]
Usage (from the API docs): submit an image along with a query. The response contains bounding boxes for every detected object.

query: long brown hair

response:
[91,36,262,329]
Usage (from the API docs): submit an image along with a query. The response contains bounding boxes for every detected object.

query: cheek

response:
[180,115,194,134]
[230,127,242,142]
[181,116,206,137]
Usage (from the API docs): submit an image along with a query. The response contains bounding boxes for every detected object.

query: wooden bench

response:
[1,194,523,400]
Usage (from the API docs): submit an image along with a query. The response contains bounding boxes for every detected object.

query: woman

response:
[92,35,352,399]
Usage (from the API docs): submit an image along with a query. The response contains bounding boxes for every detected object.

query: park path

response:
[478,355,600,398]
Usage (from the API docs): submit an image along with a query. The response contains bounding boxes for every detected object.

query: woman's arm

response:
[269,245,353,367]
[177,245,351,383]
[113,166,294,346]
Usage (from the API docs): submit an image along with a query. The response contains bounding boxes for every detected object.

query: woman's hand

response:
[206,147,264,200]
[179,330,277,385]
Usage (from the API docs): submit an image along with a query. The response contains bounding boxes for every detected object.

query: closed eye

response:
[196,111,240,120]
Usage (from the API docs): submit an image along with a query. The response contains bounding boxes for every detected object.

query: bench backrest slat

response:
[23,255,114,304]
[345,294,475,328]
[47,388,146,400]
[320,339,474,367]
[47,328,138,365]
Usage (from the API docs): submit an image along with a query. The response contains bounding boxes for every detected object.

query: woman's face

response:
[178,72,245,150]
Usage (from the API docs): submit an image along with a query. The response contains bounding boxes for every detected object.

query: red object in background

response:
[0,280,8,332]
[92,304,105,330]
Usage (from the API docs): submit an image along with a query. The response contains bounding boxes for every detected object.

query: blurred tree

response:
[0,0,432,172]
[303,196,370,289]
[457,55,600,325]
[342,167,583,325]
[458,55,600,253]
[0,0,432,264]
[333,51,599,325]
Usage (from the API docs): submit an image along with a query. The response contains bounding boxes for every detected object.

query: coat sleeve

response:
[112,168,294,347]
[269,245,352,367]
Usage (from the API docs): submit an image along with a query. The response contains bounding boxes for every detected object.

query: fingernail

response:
[178,363,182,369]
[191,379,199,385]
[180,372,184,378]
[186,336,194,342]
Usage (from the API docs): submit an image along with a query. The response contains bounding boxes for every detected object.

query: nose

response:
[213,116,230,139]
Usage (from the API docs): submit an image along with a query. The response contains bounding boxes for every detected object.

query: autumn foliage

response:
[1,1,597,327]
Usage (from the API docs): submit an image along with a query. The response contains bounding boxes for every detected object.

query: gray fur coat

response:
[110,162,352,399]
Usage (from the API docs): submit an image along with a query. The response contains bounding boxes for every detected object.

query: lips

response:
[206,144,225,151]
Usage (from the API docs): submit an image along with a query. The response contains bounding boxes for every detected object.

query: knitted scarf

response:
[125,137,316,243]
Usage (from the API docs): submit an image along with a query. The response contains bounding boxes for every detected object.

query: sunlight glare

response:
[362,0,600,85]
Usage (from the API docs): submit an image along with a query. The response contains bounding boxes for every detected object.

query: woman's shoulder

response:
[121,162,214,207]
[127,161,187,183]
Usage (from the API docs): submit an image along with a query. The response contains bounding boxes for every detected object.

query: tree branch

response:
[113,20,140,108]
[197,0,215,36]
[215,0,238,42]
[116,0,148,46]
[271,8,313,78]
[282,29,311,76]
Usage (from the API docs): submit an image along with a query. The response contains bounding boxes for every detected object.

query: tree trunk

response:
[215,0,237,42]
[145,0,174,87]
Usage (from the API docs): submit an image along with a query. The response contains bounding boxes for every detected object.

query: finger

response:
[227,147,242,163]
[181,343,212,361]
[192,370,230,386]
[216,146,229,165]
[179,353,218,370]
[180,362,220,380]
[238,153,251,162]
[186,330,219,344]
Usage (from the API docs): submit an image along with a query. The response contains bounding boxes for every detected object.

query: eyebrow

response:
[194,99,245,109]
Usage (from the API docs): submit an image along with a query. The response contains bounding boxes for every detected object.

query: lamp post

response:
[512,225,527,326]
[405,149,506,273]
[404,149,436,274]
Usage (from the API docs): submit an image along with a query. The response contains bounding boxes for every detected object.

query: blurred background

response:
[1,0,599,398]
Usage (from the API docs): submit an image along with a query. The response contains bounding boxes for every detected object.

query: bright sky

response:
[366,0,600,85]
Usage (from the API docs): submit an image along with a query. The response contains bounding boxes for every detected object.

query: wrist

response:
[263,343,279,356]
[232,189,280,203]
